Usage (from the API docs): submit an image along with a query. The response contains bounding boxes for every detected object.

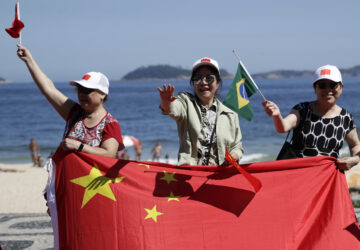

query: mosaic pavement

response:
[0,214,53,250]
[0,210,359,250]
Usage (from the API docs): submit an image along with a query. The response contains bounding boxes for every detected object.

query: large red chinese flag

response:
[47,149,360,249]
[5,1,24,38]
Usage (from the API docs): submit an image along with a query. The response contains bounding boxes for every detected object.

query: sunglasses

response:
[77,85,96,94]
[315,81,340,90]
[191,74,216,85]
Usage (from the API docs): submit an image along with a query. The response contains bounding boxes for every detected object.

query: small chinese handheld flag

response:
[223,62,258,121]
[5,1,24,39]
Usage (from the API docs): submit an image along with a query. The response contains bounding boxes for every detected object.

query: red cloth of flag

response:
[49,149,360,249]
[5,2,24,38]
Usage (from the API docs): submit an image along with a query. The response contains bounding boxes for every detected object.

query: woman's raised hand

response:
[17,44,33,63]
[157,84,176,112]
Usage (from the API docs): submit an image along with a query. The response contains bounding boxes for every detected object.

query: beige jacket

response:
[165,92,244,165]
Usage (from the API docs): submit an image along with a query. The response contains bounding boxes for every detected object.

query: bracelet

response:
[77,143,84,152]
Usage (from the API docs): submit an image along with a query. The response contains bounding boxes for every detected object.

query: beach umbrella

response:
[122,135,140,148]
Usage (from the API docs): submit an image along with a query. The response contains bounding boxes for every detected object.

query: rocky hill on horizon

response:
[0,77,12,84]
[120,65,232,81]
[117,64,360,81]
[253,65,360,79]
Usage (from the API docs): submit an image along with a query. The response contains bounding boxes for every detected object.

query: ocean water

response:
[1,77,359,164]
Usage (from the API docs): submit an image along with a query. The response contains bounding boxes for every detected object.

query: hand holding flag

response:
[5,0,24,43]
[225,148,262,192]
[16,45,33,63]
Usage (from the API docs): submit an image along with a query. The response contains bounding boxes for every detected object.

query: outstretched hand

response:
[157,84,176,112]
[17,44,33,63]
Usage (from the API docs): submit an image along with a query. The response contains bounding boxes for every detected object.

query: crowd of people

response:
[19,44,359,169]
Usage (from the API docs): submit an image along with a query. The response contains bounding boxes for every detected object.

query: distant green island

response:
[118,64,360,81]
[121,65,231,81]
[253,65,360,79]
[0,77,12,84]
[2,64,360,83]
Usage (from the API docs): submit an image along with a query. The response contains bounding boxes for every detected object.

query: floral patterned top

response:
[64,104,124,150]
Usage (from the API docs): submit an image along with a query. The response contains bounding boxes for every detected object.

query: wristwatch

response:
[77,143,84,152]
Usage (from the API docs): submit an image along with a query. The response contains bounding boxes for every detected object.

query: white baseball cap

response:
[192,57,220,75]
[313,65,342,84]
[70,72,109,95]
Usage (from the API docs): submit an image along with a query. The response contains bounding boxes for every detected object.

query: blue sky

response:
[1,0,359,82]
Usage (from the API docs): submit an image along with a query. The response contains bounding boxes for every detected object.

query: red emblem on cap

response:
[320,69,331,75]
[82,74,91,80]
[201,58,211,63]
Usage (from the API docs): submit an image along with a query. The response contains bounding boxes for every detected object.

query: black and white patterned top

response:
[291,102,356,158]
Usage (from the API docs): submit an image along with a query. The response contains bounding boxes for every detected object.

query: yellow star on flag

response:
[144,205,163,222]
[70,163,125,208]
[138,163,150,169]
[160,171,177,184]
[167,192,180,202]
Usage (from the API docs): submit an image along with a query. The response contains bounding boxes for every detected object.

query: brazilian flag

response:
[223,63,258,121]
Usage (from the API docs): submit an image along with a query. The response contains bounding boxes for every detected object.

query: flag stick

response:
[17,0,22,45]
[232,50,266,101]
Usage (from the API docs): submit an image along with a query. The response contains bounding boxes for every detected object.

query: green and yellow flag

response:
[223,63,258,121]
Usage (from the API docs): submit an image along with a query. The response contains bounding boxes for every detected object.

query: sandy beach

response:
[0,162,54,250]
[0,162,48,213]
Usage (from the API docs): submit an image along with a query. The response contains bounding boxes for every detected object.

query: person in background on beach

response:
[29,138,41,167]
[157,57,243,165]
[47,151,54,160]
[17,45,124,157]
[38,154,44,167]
[151,141,162,161]
[120,149,130,160]
[263,65,360,170]
[135,141,143,161]
[117,149,130,160]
